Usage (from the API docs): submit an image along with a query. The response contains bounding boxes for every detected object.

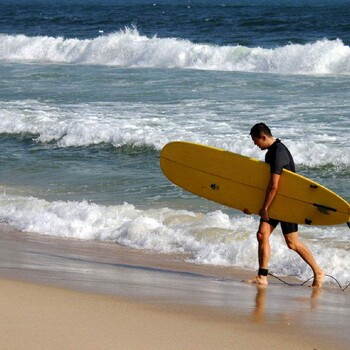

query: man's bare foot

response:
[311,270,325,288]
[244,275,268,286]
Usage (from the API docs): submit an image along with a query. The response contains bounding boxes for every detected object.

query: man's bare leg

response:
[246,221,274,285]
[284,232,325,288]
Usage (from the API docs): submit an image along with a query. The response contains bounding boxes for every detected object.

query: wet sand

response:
[0,224,349,349]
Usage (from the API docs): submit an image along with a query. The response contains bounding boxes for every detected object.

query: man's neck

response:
[266,136,276,148]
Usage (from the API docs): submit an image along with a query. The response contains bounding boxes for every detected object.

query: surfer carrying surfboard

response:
[249,123,325,288]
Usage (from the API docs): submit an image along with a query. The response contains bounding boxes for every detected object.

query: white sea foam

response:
[1,29,350,75]
[0,99,349,168]
[0,194,348,286]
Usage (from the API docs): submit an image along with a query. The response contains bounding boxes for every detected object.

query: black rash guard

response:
[263,138,298,233]
[265,139,295,175]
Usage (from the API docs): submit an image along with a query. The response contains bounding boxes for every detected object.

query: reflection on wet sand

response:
[252,286,267,323]
[251,285,323,323]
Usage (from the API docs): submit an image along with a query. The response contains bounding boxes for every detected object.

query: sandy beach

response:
[0,224,349,349]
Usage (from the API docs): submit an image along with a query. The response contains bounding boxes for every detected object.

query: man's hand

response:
[259,207,269,221]
[259,173,280,221]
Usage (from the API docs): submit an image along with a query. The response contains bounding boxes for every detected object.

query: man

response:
[248,123,324,288]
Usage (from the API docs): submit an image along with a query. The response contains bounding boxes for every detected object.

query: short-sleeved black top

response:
[265,139,295,175]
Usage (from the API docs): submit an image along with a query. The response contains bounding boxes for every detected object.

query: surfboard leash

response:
[267,272,350,291]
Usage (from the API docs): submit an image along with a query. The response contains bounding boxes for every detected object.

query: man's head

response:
[250,123,275,150]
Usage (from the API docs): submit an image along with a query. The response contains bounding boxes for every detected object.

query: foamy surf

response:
[0,99,349,168]
[0,194,348,286]
[1,29,350,75]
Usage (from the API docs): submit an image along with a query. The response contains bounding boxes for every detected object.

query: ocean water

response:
[0,0,349,286]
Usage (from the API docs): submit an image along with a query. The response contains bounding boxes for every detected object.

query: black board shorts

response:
[260,218,298,235]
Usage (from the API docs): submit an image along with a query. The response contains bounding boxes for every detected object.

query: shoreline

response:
[0,224,349,349]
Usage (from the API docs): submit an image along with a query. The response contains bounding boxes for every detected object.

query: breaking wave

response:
[1,28,350,75]
[0,194,348,285]
[0,99,349,168]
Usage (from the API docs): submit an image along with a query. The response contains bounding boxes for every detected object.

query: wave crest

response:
[1,28,350,74]
[0,99,349,168]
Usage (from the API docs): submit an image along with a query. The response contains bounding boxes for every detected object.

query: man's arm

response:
[259,173,280,220]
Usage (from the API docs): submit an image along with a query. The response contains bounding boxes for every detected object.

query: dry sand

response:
[0,278,337,350]
[0,224,349,349]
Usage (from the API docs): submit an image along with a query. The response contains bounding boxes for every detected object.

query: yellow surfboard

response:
[160,141,350,226]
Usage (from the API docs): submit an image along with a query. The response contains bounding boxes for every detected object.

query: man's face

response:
[251,135,268,150]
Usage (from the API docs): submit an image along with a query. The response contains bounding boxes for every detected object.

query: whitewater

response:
[0,98,349,168]
[1,29,350,75]
[0,195,349,287]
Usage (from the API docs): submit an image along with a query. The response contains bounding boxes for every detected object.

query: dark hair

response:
[250,123,272,138]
